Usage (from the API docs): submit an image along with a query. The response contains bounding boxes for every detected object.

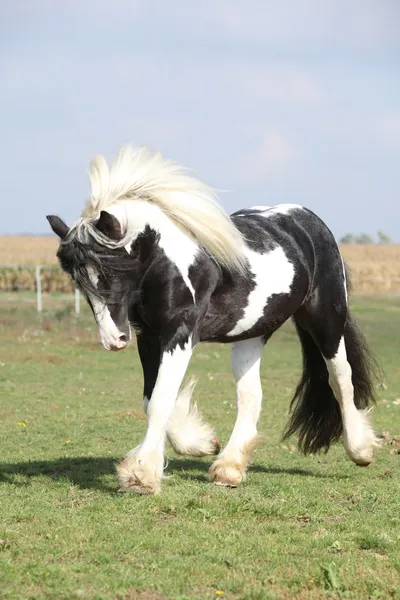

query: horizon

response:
[1,230,398,244]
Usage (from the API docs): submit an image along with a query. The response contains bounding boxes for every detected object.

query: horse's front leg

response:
[117,329,193,494]
[209,337,264,487]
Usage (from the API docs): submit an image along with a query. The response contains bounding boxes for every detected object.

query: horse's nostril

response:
[119,334,127,342]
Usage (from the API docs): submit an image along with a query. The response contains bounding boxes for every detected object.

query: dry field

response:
[0,236,399,293]
[0,235,71,292]
[0,235,59,265]
[341,244,400,294]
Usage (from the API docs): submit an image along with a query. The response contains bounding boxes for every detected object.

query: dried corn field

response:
[340,244,400,294]
[0,236,72,293]
[0,236,399,294]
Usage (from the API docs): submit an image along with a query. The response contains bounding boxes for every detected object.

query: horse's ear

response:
[46,215,69,239]
[95,211,122,241]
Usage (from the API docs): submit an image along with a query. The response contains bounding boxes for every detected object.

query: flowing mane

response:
[76,145,247,274]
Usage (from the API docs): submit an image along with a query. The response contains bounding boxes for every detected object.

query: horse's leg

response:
[137,328,219,458]
[323,336,377,466]
[208,336,264,487]
[135,327,160,417]
[117,331,193,494]
[293,297,377,466]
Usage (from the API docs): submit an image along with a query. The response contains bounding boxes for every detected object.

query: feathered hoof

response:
[208,459,245,488]
[116,455,161,494]
[346,416,380,468]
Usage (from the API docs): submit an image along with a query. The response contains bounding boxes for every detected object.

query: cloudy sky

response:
[1,1,399,240]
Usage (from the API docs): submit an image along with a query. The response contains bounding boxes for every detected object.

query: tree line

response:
[339,231,392,244]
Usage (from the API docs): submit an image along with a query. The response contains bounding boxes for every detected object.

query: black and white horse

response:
[47,145,378,494]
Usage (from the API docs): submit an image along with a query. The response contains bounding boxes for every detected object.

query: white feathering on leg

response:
[167,378,220,457]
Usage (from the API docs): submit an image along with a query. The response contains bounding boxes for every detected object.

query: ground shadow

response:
[0,455,345,493]
[168,458,346,482]
[0,456,118,493]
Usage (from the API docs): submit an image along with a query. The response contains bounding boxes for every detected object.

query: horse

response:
[47,145,378,494]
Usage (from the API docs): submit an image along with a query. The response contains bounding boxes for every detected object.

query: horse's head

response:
[47,211,135,352]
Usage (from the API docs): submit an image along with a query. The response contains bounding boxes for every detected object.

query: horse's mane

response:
[72,145,246,275]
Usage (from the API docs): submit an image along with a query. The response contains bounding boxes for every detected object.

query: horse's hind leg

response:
[323,335,377,465]
[292,293,377,466]
[208,337,263,487]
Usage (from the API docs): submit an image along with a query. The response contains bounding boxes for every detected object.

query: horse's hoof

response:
[117,482,154,494]
[348,446,374,467]
[116,456,161,494]
[208,460,244,488]
[213,477,239,488]
[354,456,373,467]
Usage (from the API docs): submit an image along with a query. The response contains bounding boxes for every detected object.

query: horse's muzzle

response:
[109,335,129,351]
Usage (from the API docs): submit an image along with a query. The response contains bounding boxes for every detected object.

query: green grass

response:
[1,293,400,600]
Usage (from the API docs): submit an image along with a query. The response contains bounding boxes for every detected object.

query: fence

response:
[1,264,400,314]
[0,265,81,313]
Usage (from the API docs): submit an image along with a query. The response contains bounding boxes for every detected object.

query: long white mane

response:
[77,145,246,274]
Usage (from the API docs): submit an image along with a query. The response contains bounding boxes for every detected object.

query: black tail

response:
[283,314,377,454]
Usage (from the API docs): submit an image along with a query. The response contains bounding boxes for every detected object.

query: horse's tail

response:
[283,313,377,454]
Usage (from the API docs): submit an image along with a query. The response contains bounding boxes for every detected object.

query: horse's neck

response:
[110,199,199,261]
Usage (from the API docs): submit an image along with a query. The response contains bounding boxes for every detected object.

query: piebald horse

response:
[47,145,378,494]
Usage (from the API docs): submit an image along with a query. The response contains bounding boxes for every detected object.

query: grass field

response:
[1,236,400,294]
[1,294,400,599]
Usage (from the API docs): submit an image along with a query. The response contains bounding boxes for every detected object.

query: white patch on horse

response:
[324,337,378,466]
[157,221,198,301]
[256,203,303,216]
[234,205,271,218]
[227,246,295,336]
[234,204,302,219]
[86,267,129,351]
[111,201,198,301]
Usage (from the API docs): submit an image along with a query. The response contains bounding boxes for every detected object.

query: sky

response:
[1,0,399,240]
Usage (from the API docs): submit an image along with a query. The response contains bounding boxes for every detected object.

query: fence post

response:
[75,288,80,314]
[35,265,42,312]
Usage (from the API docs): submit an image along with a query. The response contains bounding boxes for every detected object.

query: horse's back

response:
[232,203,344,291]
